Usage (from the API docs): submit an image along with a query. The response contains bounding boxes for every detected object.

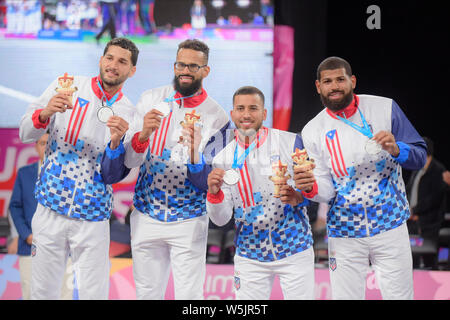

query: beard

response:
[237,127,257,138]
[100,69,128,87]
[320,89,354,112]
[173,75,202,97]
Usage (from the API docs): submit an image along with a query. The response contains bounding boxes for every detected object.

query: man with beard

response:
[206,86,315,300]
[101,39,230,299]
[19,37,139,299]
[293,56,426,299]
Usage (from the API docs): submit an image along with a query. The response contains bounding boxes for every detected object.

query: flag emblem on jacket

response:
[65,97,90,146]
[325,129,348,178]
[234,276,241,290]
[329,257,337,271]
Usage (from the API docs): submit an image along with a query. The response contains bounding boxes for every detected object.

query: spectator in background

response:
[406,137,447,269]
[0,0,6,28]
[95,0,118,43]
[443,170,450,186]
[80,0,99,30]
[228,15,242,26]
[252,13,264,26]
[55,1,68,30]
[191,0,206,31]
[260,0,274,26]
[137,0,155,35]
[216,15,227,26]
[9,132,73,299]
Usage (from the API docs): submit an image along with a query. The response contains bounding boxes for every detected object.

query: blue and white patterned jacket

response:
[19,75,135,221]
[101,84,230,222]
[206,128,313,262]
[301,94,426,238]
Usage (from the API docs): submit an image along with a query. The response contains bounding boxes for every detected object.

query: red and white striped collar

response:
[326,94,359,119]
[91,76,124,102]
[173,88,208,108]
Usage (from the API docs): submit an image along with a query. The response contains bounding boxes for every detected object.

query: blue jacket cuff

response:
[105,140,125,160]
[187,152,205,173]
[294,189,310,207]
[392,141,410,164]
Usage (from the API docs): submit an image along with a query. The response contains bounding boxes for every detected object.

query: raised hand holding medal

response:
[224,137,258,186]
[97,103,114,123]
[371,130,400,157]
[223,168,240,185]
[365,138,382,155]
[152,101,171,118]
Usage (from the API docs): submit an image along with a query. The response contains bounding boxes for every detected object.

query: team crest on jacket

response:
[31,244,37,257]
[234,276,241,291]
[329,257,337,271]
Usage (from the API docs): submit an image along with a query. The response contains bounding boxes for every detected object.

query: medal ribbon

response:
[164,90,196,103]
[335,108,373,139]
[232,139,257,170]
[97,80,120,107]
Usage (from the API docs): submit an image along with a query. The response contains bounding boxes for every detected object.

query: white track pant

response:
[30,204,110,300]
[328,223,414,300]
[130,209,208,300]
[233,246,315,300]
[19,256,73,300]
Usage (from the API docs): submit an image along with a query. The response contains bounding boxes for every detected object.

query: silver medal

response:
[97,107,114,123]
[223,169,240,185]
[153,102,171,117]
[365,139,382,155]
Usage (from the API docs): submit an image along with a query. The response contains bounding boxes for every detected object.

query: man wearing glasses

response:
[102,39,230,299]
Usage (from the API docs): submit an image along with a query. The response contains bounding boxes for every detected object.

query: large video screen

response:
[0,0,274,128]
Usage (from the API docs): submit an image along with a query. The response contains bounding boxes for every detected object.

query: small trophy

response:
[55,72,78,103]
[291,148,314,172]
[269,160,291,198]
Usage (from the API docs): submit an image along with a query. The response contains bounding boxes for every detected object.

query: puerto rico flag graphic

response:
[325,129,348,178]
[65,97,90,146]
[150,112,173,156]
[237,161,256,208]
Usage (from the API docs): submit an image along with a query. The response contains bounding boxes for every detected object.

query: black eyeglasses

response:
[174,62,207,73]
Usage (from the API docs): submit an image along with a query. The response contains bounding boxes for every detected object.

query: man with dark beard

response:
[293,56,426,300]
[101,39,230,299]
[19,37,139,299]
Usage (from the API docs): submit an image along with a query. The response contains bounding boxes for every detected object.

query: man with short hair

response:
[206,86,315,300]
[19,37,139,299]
[102,39,230,299]
[294,56,426,300]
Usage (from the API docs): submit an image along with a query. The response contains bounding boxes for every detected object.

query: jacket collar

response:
[91,76,124,102]
[173,88,208,108]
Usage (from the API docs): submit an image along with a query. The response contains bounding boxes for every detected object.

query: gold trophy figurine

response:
[291,148,314,172]
[55,72,78,103]
[179,109,201,143]
[269,160,291,198]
